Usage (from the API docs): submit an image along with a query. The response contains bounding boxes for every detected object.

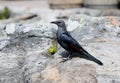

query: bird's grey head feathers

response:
[51,20,66,28]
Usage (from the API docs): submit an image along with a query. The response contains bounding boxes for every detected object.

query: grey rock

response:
[66,14,120,83]
[43,14,120,83]
[0,14,120,83]
[41,58,97,83]
[0,40,10,50]
[100,9,120,16]
[5,21,57,38]
[54,8,120,21]
[68,14,120,41]
[33,14,120,83]
[23,52,51,83]
[23,22,57,38]
[0,29,7,40]
[0,53,24,83]
[0,21,55,83]
[0,29,10,50]
[5,23,16,34]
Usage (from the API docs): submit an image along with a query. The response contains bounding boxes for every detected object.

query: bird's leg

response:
[67,54,72,60]
[60,56,71,63]
[60,52,72,63]
[60,50,69,58]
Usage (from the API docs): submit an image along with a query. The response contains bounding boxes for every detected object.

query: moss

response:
[48,43,57,55]
[0,7,11,20]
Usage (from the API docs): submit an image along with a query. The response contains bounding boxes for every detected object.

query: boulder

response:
[67,14,120,83]
[0,21,56,83]
[0,14,120,83]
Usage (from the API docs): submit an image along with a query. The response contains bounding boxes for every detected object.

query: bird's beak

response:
[51,21,57,24]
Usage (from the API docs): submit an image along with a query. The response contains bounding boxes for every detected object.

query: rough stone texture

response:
[41,58,97,83]
[0,14,120,83]
[0,29,10,50]
[67,14,120,83]
[0,21,56,83]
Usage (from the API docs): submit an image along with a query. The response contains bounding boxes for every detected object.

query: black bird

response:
[51,20,103,65]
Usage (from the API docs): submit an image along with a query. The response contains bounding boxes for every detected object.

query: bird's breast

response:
[57,36,71,51]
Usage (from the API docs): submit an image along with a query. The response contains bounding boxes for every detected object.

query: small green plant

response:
[0,7,10,20]
[48,43,57,55]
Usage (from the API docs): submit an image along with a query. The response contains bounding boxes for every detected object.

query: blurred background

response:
[0,0,120,27]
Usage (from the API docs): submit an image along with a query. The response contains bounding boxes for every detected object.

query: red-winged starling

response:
[51,20,103,66]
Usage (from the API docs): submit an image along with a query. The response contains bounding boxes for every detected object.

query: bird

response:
[51,20,103,66]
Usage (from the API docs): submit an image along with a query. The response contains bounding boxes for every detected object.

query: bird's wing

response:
[61,33,84,52]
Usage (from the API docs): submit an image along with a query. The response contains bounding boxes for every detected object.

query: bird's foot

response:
[59,56,72,63]
[60,51,69,58]
[59,58,69,63]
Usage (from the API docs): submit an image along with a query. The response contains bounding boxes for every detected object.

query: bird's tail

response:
[81,51,103,66]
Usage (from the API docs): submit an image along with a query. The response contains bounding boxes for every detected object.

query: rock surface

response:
[67,14,120,83]
[0,14,120,83]
[1,8,120,29]
[0,21,56,83]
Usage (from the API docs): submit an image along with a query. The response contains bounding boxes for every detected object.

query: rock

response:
[23,52,51,83]
[0,14,120,83]
[67,14,120,83]
[41,58,97,83]
[0,52,24,83]
[0,40,10,50]
[23,22,57,38]
[0,21,55,83]
[5,21,57,38]
[67,20,79,32]
[54,8,120,21]
[100,9,120,16]
[5,23,16,34]
[84,0,118,9]
[0,29,7,40]
[0,29,10,50]
[68,14,120,41]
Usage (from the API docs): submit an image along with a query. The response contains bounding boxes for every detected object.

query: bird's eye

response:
[57,22,61,24]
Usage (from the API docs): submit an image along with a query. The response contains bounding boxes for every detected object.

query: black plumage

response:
[51,20,103,66]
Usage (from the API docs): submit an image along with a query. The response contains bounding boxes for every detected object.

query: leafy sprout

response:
[0,7,11,20]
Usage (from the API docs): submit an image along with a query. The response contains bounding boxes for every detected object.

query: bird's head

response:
[51,20,66,27]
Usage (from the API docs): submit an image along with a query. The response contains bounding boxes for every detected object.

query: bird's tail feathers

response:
[82,51,103,66]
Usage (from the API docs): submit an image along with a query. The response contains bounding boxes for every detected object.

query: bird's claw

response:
[59,57,72,63]
[59,59,68,63]
[59,58,68,63]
